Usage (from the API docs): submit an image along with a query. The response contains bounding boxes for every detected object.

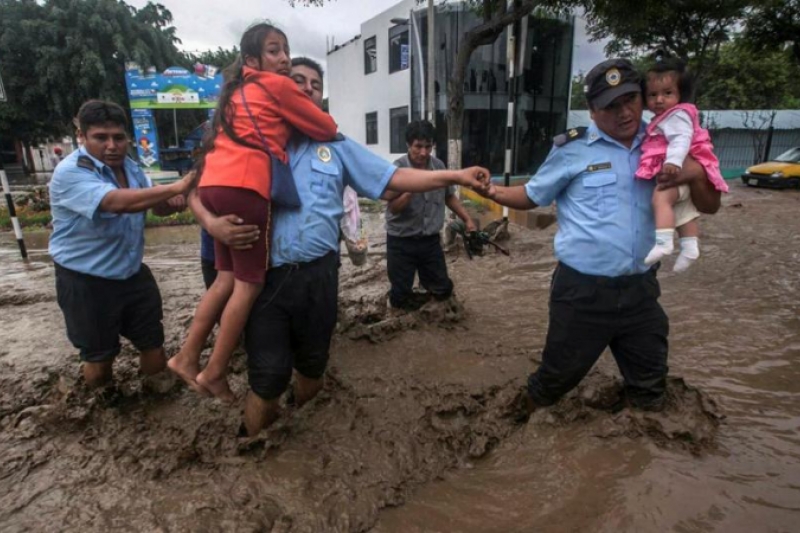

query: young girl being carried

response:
[169,22,337,402]
[636,56,728,272]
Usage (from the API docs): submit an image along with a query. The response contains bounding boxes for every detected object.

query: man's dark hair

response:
[405,120,436,145]
[77,100,129,133]
[291,56,324,80]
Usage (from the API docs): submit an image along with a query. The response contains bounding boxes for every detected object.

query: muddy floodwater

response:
[1,182,798,532]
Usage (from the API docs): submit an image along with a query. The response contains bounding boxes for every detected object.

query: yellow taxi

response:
[741,147,800,189]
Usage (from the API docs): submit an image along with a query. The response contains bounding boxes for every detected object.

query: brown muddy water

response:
[0,182,798,532]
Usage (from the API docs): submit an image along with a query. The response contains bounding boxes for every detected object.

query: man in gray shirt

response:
[385,120,476,310]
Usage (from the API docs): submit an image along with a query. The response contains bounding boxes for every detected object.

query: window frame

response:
[364,36,377,75]
[365,112,378,145]
[389,106,409,154]
[388,25,409,74]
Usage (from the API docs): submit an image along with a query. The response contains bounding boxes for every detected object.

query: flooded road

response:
[0,181,798,532]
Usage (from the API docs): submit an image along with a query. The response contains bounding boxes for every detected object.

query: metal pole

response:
[426,0,435,124]
[410,10,425,120]
[0,154,27,259]
[501,1,518,221]
[173,108,179,147]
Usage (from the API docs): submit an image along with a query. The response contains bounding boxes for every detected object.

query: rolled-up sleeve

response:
[50,167,115,220]
[334,136,397,200]
[524,145,574,207]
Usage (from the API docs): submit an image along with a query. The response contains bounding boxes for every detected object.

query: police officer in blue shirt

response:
[187,57,490,436]
[49,100,194,389]
[478,59,721,413]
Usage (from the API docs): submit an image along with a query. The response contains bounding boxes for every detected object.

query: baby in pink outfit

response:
[636,57,728,272]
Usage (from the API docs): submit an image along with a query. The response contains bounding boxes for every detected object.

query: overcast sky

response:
[127,0,606,76]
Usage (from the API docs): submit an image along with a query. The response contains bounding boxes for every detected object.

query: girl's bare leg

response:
[196,279,263,403]
[168,271,234,394]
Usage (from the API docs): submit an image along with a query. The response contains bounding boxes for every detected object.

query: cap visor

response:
[592,83,641,109]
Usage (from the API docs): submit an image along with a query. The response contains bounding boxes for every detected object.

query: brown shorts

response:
[198,186,270,284]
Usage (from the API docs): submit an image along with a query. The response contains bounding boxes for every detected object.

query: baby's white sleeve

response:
[657,110,694,168]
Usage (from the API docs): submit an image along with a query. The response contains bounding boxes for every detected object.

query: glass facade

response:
[410,4,574,174]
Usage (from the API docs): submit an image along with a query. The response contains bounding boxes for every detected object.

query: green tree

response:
[0,0,182,144]
[576,0,750,74]
[744,0,800,64]
[697,39,800,109]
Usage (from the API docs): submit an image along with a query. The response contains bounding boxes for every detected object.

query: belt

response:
[557,262,655,289]
[270,251,336,272]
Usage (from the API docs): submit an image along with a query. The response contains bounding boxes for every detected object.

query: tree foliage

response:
[698,39,800,109]
[0,0,181,143]
[744,0,800,64]
[576,0,750,72]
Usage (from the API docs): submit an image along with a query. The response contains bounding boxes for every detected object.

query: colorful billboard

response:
[131,109,161,170]
[125,63,223,109]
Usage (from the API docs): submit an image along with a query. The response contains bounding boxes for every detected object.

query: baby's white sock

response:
[645,229,675,265]
[673,237,700,273]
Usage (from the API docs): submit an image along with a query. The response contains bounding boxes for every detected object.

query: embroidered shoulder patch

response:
[76,155,96,171]
[552,127,587,147]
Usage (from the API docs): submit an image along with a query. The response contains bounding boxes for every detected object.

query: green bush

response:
[1,207,196,230]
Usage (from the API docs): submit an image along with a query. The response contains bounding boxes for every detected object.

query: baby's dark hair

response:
[646,51,696,103]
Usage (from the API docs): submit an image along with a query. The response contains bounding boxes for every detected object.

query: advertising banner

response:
[125,63,223,109]
[131,109,160,170]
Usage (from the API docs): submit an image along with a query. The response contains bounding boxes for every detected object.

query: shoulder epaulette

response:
[552,127,587,147]
[332,133,346,142]
[76,155,97,171]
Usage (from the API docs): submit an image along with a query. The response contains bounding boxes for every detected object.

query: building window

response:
[364,36,377,75]
[389,25,409,74]
[365,112,378,145]
[390,106,409,153]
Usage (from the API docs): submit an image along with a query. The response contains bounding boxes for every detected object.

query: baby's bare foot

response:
[196,371,236,404]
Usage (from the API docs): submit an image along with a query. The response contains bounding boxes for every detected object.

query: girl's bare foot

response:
[196,371,236,404]
[167,353,211,397]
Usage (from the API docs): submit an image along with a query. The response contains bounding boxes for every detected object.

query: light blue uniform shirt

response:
[270,135,396,266]
[49,148,152,279]
[524,121,655,277]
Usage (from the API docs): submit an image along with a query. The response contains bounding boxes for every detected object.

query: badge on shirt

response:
[317,145,332,163]
[586,162,612,172]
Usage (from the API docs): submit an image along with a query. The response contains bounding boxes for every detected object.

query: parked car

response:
[741,147,800,189]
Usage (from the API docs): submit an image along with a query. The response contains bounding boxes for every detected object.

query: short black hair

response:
[291,56,324,81]
[77,100,129,133]
[646,53,696,103]
[405,120,435,145]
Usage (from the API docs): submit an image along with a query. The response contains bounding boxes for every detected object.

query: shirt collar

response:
[586,121,646,150]
[77,147,139,181]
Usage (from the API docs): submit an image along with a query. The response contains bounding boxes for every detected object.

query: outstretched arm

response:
[381,166,489,197]
[100,172,195,214]
[478,184,538,211]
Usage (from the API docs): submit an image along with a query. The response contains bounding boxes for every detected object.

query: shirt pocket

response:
[95,210,126,237]
[579,171,618,217]
[309,159,339,193]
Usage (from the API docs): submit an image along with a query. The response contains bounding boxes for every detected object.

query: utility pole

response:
[426,0,435,123]
[0,63,28,259]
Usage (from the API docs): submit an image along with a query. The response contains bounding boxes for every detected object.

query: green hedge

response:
[0,207,197,230]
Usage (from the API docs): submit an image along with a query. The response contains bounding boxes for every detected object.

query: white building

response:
[327,0,416,162]
[327,0,576,174]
